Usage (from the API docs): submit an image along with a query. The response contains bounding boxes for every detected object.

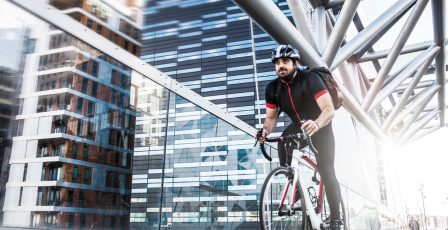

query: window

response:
[96,24,102,34]
[92,82,98,98]
[77,120,85,136]
[68,190,74,205]
[79,191,85,206]
[71,142,78,159]
[91,5,97,14]
[124,40,129,50]
[72,166,79,181]
[68,214,74,228]
[81,61,88,72]
[81,78,88,94]
[86,19,93,29]
[82,144,88,160]
[92,61,98,77]
[83,169,90,184]
[87,101,94,116]
[77,97,83,114]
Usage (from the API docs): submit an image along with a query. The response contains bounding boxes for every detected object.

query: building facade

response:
[1,0,140,229]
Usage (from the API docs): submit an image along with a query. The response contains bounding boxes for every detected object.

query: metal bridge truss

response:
[233,0,446,144]
[10,0,446,144]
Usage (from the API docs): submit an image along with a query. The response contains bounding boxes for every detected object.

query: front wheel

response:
[259,167,308,230]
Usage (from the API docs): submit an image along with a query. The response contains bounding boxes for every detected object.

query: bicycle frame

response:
[278,148,325,230]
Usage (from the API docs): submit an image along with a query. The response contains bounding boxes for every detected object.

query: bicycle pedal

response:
[278,210,295,216]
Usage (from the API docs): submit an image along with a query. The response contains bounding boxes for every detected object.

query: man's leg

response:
[313,126,342,225]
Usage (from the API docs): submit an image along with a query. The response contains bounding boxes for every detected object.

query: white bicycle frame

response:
[281,148,322,230]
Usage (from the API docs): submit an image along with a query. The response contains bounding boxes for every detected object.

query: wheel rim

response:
[260,168,306,230]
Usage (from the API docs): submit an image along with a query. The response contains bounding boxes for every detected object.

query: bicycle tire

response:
[259,167,308,230]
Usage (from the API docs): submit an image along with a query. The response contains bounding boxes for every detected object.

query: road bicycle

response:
[256,130,346,230]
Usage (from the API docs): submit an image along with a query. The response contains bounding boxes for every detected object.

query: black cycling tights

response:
[277,123,341,222]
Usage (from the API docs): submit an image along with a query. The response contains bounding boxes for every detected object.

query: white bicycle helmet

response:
[271,44,300,63]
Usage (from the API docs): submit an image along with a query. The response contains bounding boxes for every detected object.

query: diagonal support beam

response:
[405,125,441,144]
[431,0,446,126]
[356,40,446,63]
[361,0,430,112]
[368,45,440,112]
[287,0,319,51]
[323,0,345,9]
[231,0,326,68]
[394,85,441,135]
[330,0,416,70]
[399,108,439,143]
[382,49,439,132]
[322,0,360,67]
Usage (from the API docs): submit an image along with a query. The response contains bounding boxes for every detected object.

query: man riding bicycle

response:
[257,44,342,230]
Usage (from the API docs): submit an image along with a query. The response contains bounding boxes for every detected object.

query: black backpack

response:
[274,66,343,113]
[306,67,344,110]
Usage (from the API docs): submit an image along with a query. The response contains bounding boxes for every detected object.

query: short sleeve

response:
[265,80,277,109]
[307,72,328,100]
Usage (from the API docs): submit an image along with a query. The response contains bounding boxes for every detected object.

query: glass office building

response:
[1,0,141,228]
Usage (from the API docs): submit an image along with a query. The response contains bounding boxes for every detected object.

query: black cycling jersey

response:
[265,70,328,124]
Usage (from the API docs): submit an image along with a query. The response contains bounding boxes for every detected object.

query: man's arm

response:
[302,93,335,136]
[263,107,278,136]
[256,107,278,142]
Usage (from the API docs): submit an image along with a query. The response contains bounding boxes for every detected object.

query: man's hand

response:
[301,120,319,136]
[255,129,268,144]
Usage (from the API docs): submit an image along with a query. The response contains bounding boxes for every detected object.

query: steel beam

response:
[9,0,258,137]
[394,80,434,93]
[330,0,416,70]
[323,0,345,9]
[287,0,319,51]
[431,0,446,126]
[338,86,389,142]
[322,0,360,66]
[362,0,430,112]
[382,50,438,132]
[406,125,441,144]
[399,108,439,143]
[368,46,440,112]
[316,6,327,53]
[394,85,440,134]
[232,0,326,68]
[357,40,439,63]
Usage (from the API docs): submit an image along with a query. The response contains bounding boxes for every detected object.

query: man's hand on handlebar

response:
[301,120,319,136]
[255,129,268,144]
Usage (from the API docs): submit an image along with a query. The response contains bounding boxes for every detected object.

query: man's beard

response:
[277,68,296,82]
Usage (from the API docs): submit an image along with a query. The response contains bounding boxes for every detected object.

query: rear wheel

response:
[259,167,308,230]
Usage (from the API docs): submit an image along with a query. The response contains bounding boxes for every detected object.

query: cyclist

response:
[257,44,342,229]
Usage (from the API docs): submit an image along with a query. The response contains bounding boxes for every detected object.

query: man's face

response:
[275,58,296,79]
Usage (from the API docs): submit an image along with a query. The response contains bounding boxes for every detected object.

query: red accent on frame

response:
[279,182,290,210]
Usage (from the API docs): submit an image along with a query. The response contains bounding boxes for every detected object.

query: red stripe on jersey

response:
[266,103,276,109]
[314,89,329,100]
